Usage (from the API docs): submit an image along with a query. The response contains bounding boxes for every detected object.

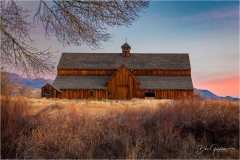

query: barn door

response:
[116,85,128,99]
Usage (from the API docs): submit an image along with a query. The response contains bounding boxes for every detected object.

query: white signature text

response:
[196,144,235,154]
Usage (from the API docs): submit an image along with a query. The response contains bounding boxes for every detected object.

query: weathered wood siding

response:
[131,70,191,75]
[106,66,139,100]
[59,89,193,99]
[138,89,194,99]
[58,69,116,75]
[41,84,61,98]
[61,89,107,99]
[58,69,190,76]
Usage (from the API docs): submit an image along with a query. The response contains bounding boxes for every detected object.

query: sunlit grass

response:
[1,95,239,159]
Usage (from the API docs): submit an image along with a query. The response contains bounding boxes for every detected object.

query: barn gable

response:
[106,65,140,99]
[106,65,140,85]
[41,83,61,98]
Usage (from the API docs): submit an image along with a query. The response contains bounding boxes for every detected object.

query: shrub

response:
[1,96,239,159]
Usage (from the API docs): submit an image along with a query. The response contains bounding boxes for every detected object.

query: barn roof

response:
[53,75,110,89]
[41,83,61,92]
[136,76,193,90]
[52,75,193,90]
[121,43,131,48]
[57,53,191,70]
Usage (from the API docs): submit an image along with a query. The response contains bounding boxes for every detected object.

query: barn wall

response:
[59,89,193,99]
[60,89,107,99]
[106,67,139,100]
[131,70,191,75]
[58,69,116,75]
[41,84,61,98]
[138,89,194,99]
[58,69,191,76]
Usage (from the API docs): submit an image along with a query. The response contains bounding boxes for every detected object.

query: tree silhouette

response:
[1,1,55,78]
[0,0,149,78]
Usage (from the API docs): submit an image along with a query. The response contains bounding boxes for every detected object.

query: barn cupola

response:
[121,43,131,57]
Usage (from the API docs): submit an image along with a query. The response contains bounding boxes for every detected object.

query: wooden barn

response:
[41,43,194,99]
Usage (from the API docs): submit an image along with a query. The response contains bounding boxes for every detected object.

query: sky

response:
[15,1,239,98]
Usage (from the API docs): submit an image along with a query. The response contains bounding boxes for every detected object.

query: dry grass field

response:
[1,95,239,159]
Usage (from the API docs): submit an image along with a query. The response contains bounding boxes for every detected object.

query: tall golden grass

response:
[1,95,239,159]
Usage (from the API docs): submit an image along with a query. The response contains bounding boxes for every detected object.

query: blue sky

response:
[16,1,239,97]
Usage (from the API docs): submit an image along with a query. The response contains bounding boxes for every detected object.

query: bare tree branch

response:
[0,0,149,78]
[0,0,55,79]
[34,0,149,48]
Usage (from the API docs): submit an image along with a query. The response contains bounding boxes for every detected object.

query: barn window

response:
[44,91,51,96]
[108,91,111,97]
[44,91,51,99]
[89,91,93,97]
[145,92,155,98]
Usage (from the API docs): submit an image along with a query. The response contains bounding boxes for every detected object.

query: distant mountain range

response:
[194,88,239,102]
[8,72,54,88]
[3,72,239,101]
